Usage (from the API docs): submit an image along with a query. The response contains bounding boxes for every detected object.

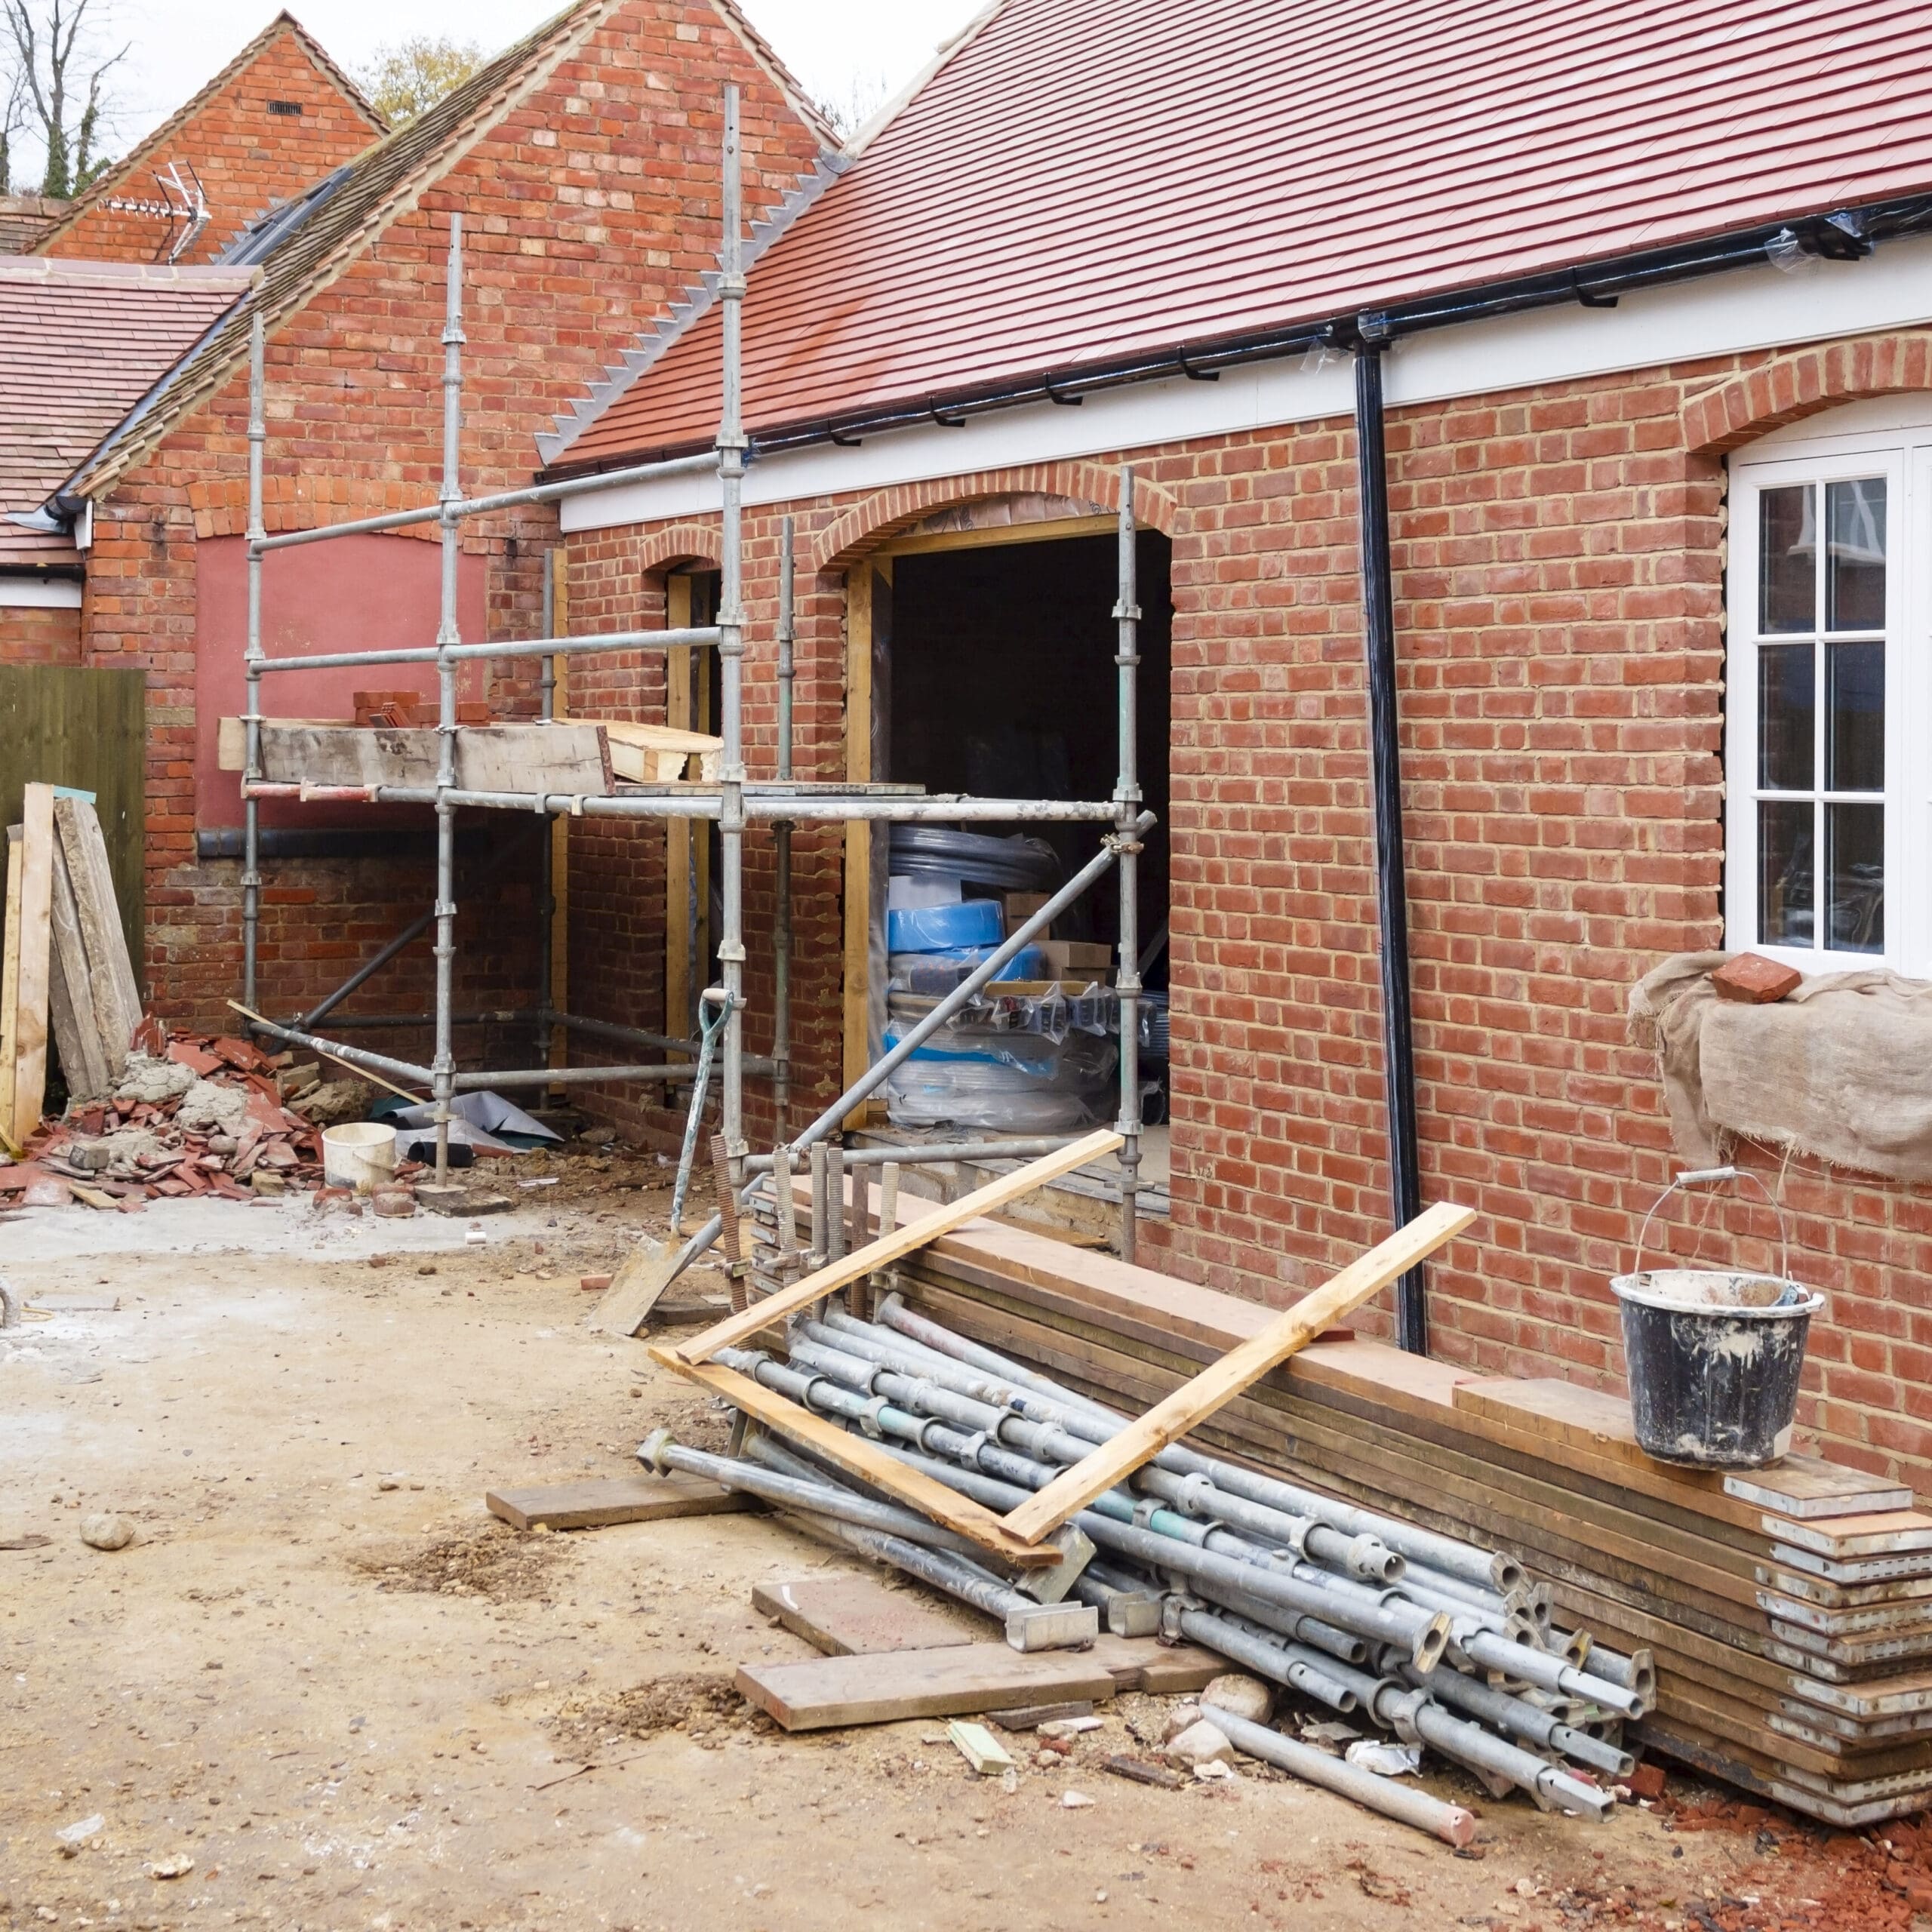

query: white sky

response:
[13,0,983,181]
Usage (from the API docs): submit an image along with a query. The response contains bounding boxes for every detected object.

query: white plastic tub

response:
[322,1121,397,1193]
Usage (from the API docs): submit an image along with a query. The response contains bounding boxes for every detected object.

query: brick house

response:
[2,0,834,1041]
[525,0,1932,1483]
[33,11,385,266]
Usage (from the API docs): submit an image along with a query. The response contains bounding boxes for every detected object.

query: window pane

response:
[1758,641,1815,790]
[1825,801,1884,953]
[1758,799,1814,947]
[1758,485,1816,633]
[1826,478,1887,630]
[1826,640,1884,792]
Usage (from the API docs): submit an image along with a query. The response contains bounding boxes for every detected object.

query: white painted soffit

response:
[560,234,1932,536]
[0,576,83,608]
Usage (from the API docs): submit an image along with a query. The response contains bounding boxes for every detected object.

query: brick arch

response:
[1682,331,1932,457]
[809,460,1185,574]
[633,520,722,573]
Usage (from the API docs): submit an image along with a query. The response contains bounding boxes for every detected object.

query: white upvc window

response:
[1727,401,1932,976]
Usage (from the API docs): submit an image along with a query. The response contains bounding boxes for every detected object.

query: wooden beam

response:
[0,825,23,1148]
[10,783,54,1140]
[841,562,873,1124]
[664,573,694,1055]
[737,1641,1117,1732]
[674,1127,1121,1364]
[999,1200,1477,1544]
[652,1351,1060,1568]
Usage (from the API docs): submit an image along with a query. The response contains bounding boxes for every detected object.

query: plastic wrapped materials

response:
[886,898,1004,954]
[888,943,1048,995]
[881,1023,1118,1132]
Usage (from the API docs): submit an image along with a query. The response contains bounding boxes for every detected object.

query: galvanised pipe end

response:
[1349,1533,1404,1583]
[637,1427,675,1473]
[1412,1611,1452,1675]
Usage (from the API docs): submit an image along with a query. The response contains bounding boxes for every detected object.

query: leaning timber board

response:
[254,721,614,795]
[485,1474,758,1531]
[736,1644,1119,1731]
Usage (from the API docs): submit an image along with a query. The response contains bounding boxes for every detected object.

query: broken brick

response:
[1712,952,1802,1004]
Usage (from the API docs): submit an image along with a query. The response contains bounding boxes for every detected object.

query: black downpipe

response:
[1352,338,1428,1355]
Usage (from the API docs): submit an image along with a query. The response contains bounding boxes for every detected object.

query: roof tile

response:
[555,0,1932,466]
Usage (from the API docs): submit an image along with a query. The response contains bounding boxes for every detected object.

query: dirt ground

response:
[0,1152,1921,1930]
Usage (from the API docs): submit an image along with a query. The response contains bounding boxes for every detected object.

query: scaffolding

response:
[236,87,1152,1284]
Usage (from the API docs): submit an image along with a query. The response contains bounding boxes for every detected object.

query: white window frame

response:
[1727,404,1932,977]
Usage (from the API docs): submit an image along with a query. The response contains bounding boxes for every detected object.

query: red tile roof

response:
[555,0,1932,468]
[0,257,253,568]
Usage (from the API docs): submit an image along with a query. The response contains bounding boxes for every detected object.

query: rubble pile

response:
[0,1032,383,1211]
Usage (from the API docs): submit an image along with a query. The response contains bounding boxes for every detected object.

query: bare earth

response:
[0,1168,1858,1930]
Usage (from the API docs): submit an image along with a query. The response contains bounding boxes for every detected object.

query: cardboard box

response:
[1038,940,1115,977]
[1003,891,1052,937]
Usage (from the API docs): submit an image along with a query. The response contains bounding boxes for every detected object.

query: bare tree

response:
[353,35,484,128]
[1,62,26,194]
[1,0,127,198]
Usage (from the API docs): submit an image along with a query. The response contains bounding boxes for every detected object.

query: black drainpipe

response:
[1352,324,1429,1355]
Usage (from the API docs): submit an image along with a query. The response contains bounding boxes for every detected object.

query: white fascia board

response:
[0,575,83,608]
[560,235,1932,537]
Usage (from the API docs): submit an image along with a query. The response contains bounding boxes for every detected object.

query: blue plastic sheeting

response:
[886,898,1004,953]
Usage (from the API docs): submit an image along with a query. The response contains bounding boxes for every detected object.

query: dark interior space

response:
[888,531,1173,987]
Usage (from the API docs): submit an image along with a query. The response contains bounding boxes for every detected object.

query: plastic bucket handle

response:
[1630,1165,1791,1288]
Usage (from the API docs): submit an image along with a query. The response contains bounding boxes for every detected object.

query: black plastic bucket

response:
[1612,1270,1823,1468]
[1612,1168,1823,1469]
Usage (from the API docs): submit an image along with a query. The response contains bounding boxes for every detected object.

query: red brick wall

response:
[0,598,84,664]
[562,330,1932,1486]
[40,24,380,265]
[69,0,828,1048]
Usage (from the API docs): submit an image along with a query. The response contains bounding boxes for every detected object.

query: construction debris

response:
[0,1029,371,1208]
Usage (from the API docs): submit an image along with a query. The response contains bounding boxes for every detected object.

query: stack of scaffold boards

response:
[632,1148,1683,1845]
[639,1146,1932,1831]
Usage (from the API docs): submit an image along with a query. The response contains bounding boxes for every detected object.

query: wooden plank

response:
[0,826,21,1146]
[675,1129,1123,1366]
[52,795,139,1083]
[484,1473,758,1531]
[254,721,613,795]
[604,720,723,783]
[1001,1201,1476,1543]
[217,715,347,771]
[1088,1633,1224,1694]
[589,1236,688,1338]
[1728,1464,1916,1520]
[841,560,875,1128]
[654,1352,1060,1569]
[1455,1377,1912,1521]
[1774,1512,1932,1558]
[45,832,110,1101]
[664,574,694,1055]
[735,1642,1117,1732]
[10,783,54,1140]
[752,1575,977,1656]
[0,666,145,977]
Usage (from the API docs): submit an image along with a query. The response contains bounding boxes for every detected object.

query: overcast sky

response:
[14,0,983,181]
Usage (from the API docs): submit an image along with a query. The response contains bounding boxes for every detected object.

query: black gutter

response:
[539,197,1932,482]
[1350,331,1428,1355]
